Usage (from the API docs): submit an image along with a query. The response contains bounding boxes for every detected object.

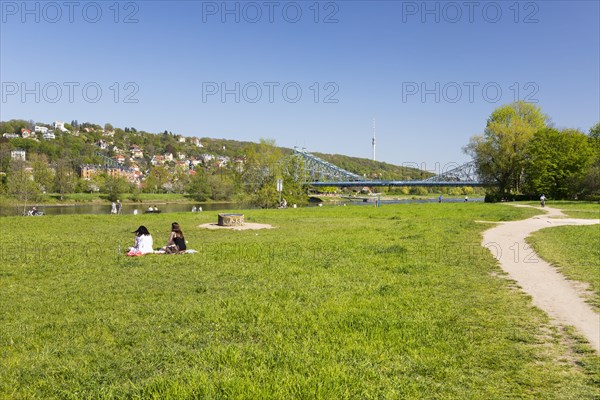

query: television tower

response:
[372,117,376,161]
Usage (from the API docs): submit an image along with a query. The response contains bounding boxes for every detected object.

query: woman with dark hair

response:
[164,222,186,254]
[127,225,154,256]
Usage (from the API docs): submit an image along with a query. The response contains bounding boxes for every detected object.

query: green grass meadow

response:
[1,203,599,399]
[528,224,600,310]
[553,202,600,219]
[522,201,600,219]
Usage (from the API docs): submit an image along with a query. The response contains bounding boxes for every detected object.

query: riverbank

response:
[0,193,233,207]
[313,194,481,203]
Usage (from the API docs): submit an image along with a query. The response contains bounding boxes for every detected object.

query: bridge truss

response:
[294,150,483,187]
[294,148,363,183]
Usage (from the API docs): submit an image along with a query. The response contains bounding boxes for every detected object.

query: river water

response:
[1,197,483,217]
[0,202,243,217]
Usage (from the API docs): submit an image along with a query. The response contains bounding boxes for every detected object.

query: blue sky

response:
[1,0,599,168]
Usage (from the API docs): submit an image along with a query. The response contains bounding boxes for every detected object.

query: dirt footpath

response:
[481,205,600,353]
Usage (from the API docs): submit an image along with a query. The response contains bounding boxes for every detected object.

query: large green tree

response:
[464,101,549,196]
[581,122,600,197]
[143,166,170,193]
[30,153,54,193]
[187,170,212,201]
[103,175,131,202]
[7,159,41,214]
[240,139,286,208]
[523,128,594,199]
[280,154,309,206]
[0,142,15,173]
[52,158,76,200]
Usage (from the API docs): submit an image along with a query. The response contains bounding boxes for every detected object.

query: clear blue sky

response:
[1,0,598,168]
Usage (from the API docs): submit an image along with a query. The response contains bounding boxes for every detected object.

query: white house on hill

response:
[53,121,69,132]
[11,149,26,161]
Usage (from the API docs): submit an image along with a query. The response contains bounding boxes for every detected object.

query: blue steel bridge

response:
[294,149,484,187]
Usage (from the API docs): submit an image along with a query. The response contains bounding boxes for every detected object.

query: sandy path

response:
[481,205,600,353]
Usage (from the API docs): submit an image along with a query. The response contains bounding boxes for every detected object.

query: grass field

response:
[528,225,600,310]
[522,201,600,219]
[1,203,599,398]
[551,202,600,219]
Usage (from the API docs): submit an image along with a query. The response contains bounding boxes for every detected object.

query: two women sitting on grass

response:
[127,223,187,256]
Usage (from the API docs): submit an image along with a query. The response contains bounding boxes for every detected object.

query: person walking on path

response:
[540,194,546,207]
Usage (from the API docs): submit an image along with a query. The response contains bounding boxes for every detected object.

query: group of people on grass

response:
[127,222,187,256]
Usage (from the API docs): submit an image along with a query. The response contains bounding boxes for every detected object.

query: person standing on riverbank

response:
[111,202,117,214]
[117,200,122,215]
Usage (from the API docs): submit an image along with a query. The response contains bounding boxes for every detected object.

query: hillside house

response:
[53,121,68,132]
[11,149,26,161]
[216,156,230,168]
[188,157,202,167]
[21,129,33,138]
[80,164,140,185]
[151,155,165,166]
[175,161,189,170]
[96,140,108,150]
[200,154,214,163]
[130,145,144,158]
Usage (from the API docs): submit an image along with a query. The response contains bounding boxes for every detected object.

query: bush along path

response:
[482,205,600,352]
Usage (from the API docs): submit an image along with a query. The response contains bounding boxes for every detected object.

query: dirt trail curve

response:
[481,205,600,353]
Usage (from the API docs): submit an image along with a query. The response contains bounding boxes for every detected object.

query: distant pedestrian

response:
[540,194,546,207]
[439,195,443,203]
[117,200,122,214]
[111,202,117,214]
[464,196,469,202]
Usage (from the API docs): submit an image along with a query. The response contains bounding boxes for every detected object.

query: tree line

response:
[464,102,599,200]
[0,137,308,210]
